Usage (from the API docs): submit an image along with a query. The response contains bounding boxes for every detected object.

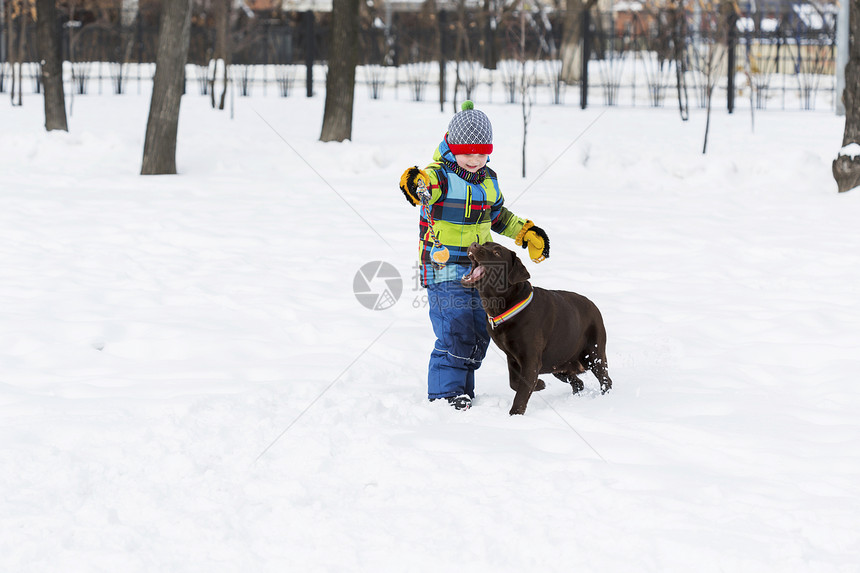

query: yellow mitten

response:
[399,167,430,206]
[515,221,550,263]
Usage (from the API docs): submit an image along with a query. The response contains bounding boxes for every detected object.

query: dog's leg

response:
[507,357,521,392]
[588,349,612,394]
[507,358,543,392]
[593,365,612,394]
[508,359,540,415]
[553,371,585,394]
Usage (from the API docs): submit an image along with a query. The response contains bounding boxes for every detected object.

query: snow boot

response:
[446,394,472,411]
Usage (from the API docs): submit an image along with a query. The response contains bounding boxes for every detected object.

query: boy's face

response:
[455,153,488,173]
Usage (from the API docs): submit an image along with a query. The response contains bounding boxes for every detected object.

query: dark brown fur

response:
[462,242,612,415]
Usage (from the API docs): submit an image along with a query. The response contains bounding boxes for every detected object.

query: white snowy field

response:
[1,87,859,572]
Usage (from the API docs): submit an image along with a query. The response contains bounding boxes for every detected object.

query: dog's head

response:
[461,242,530,293]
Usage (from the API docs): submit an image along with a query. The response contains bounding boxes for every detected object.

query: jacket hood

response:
[434,137,456,164]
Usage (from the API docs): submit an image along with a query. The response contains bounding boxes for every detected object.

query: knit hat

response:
[446,101,493,155]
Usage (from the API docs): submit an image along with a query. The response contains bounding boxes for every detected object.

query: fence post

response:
[727,11,737,114]
[580,8,591,110]
[304,10,314,97]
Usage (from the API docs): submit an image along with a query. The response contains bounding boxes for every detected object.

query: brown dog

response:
[462,242,612,415]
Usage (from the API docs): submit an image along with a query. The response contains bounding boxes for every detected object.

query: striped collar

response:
[488,289,534,329]
[441,158,487,184]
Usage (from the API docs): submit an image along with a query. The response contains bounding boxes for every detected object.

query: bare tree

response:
[141,0,192,175]
[116,0,141,94]
[669,0,690,120]
[516,0,539,177]
[696,3,730,154]
[0,0,6,94]
[320,0,360,142]
[834,0,860,192]
[450,0,478,111]
[481,0,499,70]
[210,0,231,110]
[559,0,596,84]
[8,0,29,106]
[35,0,67,131]
[426,0,445,111]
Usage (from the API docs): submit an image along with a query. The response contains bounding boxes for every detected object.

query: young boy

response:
[399,101,550,410]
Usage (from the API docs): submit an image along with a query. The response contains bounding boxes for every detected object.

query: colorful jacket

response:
[418,138,526,287]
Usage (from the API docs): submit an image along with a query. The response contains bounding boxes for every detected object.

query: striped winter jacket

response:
[418,138,527,287]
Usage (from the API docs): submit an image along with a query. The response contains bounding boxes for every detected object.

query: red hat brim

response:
[447,142,493,155]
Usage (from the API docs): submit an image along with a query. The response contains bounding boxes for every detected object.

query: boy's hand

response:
[399,167,430,206]
[515,221,550,263]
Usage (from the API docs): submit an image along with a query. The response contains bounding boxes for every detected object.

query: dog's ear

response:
[507,251,531,284]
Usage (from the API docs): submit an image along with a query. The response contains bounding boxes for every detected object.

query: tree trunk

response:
[481,0,497,70]
[141,0,191,175]
[118,0,139,93]
[5,0,17,101]
[36,0,67,131]
[320,0,359,142]
[437,6,446,112]
[560,0,595,83]
[452,0,468,107]
[210,0,230,110]
[671,0,689,121]
[1,0,7,94]
[12,0,27,105]
[833,0,860,192]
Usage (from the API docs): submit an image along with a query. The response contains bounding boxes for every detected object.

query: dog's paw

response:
[534,378,546,392]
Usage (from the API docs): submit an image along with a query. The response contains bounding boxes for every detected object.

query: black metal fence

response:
[0,6,837,111]
[581,6,837,111]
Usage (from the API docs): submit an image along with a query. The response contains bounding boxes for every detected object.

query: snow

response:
[793,3,837,31]
[2,83,859,572]
[838,142,860,158]
[613,1,643,12]
[760,17,780,33]
[737,16,755,33]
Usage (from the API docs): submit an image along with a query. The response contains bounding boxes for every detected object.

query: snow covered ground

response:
[2,86,859,572]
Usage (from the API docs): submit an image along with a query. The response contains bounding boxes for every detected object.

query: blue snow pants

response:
[427,280,491,400]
